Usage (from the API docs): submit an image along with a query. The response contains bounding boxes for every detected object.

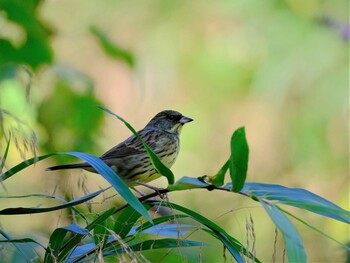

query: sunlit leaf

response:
[147,200,260,263]
[230,127,249,192]
[205,159,230,187]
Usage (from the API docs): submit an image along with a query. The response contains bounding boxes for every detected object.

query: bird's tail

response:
[46,163,91,171]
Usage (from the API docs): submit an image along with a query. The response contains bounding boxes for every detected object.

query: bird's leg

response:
[135,182,167,199]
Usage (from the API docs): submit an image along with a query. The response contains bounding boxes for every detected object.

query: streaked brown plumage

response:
[46,110,193,185]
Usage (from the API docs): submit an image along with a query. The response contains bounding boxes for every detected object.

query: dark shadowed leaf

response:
[44,223,92,263]
[146,200,260,263]
[0,187,108,215]
[230,127,249,192]
[105,238,205,257]
[113,206,144,239]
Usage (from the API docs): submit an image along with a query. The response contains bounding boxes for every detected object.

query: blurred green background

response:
[0,0,348,262]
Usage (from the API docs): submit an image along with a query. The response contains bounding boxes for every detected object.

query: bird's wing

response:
[100,129,158,160]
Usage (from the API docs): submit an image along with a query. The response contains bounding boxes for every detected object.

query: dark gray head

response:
[145,110,193,134]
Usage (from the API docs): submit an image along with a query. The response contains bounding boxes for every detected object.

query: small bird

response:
[46,110,193,186]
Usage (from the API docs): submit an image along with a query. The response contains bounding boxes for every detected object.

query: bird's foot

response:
[135,182,167,199]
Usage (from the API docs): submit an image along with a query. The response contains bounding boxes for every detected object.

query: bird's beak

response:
[179,116,193,124]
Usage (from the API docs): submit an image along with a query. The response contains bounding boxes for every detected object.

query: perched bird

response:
[46,110,193,186]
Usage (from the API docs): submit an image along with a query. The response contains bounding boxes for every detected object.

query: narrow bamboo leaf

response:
[113,206,143,239]
[280,207,348,249]
[1,133,11,171]
[63,224,91,235]
[69,237,205,262]
[98,106,175,184]
[104,238,205,257]
[137,223,195,236]
[169,176,209,191]
[94,219,112,249]
[44,229,71,262]
[0,187,108,215]
[0,153,55,182]
[146,200,260,263]
[230,127,249,192]
[208,159,230,187]
[260,200,307,263]
[90,26,135,67]
[134,214,189,235]
[240,182,350,223]
[57,207,116,262]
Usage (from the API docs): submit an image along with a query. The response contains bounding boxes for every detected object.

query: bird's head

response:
[146,110,193,134]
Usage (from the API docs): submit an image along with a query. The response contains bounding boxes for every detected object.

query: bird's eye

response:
[167,115,176,121]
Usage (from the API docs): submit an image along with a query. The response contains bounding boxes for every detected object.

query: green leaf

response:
[55,207,116,262]
[93,220,109,249]
[259,200,307,263]
[0,153,55,182]
[230,127,249,192]
[0,151,152,222]
[240,182,350,223]
[44,224,92,263]
[98,106,175,184]
[106,238,205,257]
[134,214,189,235]
[169,176,209,191]
[113,206,143,239]
[90,26,135,67]
[0,187,108,215]
[146,200,260,263]
[209,159,230,187]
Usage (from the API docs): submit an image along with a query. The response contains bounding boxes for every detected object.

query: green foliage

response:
[0,0,53,69]
[0,115,349,262]
[38,80,104,163]
[90,26,136,67]
[230,127,249,192]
